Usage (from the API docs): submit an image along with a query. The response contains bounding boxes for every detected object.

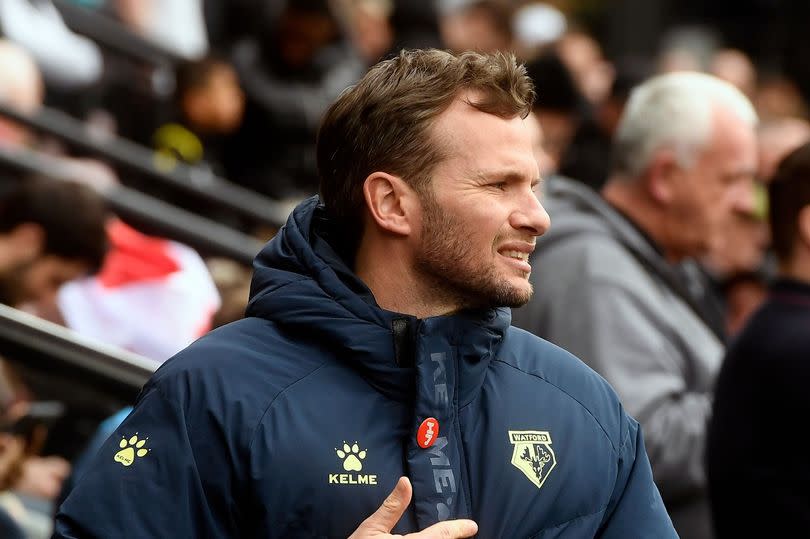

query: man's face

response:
[0,255,89,307]
[413,92,551,310]
[667,105,758,259]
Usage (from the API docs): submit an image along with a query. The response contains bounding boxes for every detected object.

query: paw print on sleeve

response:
[114,434,150,467]
[335,442,366,471]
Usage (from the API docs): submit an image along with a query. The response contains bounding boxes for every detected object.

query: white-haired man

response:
[513,72,758,539]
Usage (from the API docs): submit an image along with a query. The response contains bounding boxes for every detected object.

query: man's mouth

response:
[502,250,530,262]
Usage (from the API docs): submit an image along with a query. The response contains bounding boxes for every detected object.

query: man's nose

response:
[731,177,760,217]
[510,190,551,236]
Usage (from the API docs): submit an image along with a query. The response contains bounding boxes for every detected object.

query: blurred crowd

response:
[0,0,804,537]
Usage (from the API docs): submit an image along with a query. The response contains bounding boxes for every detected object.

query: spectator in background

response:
[703,117,810,336]
[556,30,614,106]
[0,0,102,90]
[513,72,758,538]
[114,0,208,61]
[341,0,394,65]
[229,0,363,200]
[386,0,442,53]
[525,51,584,177]
[755,74,808,120]
[0,178,108,308]
[511,2,567,60]
[559,59,650,191]
[710,48,756,99]
[0,39,120,193]
[708,141,810,537]
[54,219,220,362]
[438,0,512,54]
[0,178,109,538]
[758,117,810,182]
[152,56,245,175]
[0,40,43,148]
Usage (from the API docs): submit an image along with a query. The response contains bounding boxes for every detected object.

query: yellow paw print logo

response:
[336,442,366,471]
[114,434,149,467]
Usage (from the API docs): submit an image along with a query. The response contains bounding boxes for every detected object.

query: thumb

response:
[354,476,412,534]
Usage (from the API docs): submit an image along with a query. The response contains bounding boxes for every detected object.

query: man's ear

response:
[9,222,44,259]
[646,150,680,205]
[362,172,415,236]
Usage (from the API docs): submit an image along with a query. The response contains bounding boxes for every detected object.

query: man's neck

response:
[354,238,457,319]
[602,177,682,264]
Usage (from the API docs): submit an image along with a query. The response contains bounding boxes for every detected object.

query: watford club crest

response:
[509,430,557,489]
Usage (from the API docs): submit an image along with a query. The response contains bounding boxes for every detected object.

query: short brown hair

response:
[0,178,109,272]
[769,141,810,262]
[317,49,534,231]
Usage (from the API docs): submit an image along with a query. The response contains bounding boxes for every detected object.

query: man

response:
[512,71,758,538]
[55,49,675,538]
[707,141,810,537]
[701,117,810,336]
[0,178,108,307]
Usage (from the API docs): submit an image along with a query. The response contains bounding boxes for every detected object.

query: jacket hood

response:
[246,196,510,401]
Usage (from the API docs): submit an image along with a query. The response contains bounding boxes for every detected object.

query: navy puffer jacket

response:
[55,197,676,538]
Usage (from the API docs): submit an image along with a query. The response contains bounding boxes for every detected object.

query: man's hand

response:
[349,477,478,538]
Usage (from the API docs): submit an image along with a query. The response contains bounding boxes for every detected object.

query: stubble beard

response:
[414,195,533,311]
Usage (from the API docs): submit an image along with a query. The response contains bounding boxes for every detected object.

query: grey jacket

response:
[513,177,722,539]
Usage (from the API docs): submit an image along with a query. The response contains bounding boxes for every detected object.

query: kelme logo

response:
[329,441,377,485]
[114,434,149,467]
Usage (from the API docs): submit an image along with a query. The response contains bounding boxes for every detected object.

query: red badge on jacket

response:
[417,417,439,448]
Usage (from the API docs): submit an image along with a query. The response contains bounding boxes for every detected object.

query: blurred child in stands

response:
[152,56,245,176]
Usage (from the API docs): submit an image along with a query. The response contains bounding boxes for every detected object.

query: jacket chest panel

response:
[460,368,617,537]
[251,370,415,537]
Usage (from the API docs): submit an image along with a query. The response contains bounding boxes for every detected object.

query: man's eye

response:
[491,182,508,190]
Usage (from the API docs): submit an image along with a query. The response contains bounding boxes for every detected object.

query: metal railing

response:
[0,304,154,395]
[0,103,291,229]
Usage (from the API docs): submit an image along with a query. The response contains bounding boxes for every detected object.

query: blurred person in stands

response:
[525,51,585,177]
[0,178,107,538]
[511,2,567,60]
[0,40,43,148]
[55,48,676,538]
[512,72,758,538]
[438,0,512,53]
[758,117,810,183]
[337,0,394,66]
[230,0,364,200]
[385,0,442,52]
[0,40,120,193]
[52,218,220,363]
[755,74,808,120]
[152,56,245,175]
[707,142,810,537]
[0,178,108,308]
[0,0,102,90]
[710,48,757,99]
[114,0,208,61]
[556,30,614,106]
[702,117,810,336]
[558,59,650,191]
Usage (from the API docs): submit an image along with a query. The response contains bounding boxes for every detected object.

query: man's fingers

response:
[353,476,413,535]
[349,477,477,539]
[410,519,478,539]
